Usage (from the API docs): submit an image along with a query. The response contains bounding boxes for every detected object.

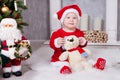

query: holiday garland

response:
[14,41,32,60]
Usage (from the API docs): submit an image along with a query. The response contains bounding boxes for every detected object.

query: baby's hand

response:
[79,37,86,45]
[57,37,65,47]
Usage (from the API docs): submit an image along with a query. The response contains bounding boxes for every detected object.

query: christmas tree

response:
[0,0,28,32]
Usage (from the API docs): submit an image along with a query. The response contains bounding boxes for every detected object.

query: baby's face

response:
[63,12,78,30]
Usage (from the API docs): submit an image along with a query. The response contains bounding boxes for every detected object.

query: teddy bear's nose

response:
[69,38,74,42]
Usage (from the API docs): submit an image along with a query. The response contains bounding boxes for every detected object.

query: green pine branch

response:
[17,0,27,10]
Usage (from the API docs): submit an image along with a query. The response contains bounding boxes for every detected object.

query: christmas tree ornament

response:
[12,11,19,18]
[1,5,10,13]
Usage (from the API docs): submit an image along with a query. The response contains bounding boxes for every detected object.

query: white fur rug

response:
[1,45,120,80]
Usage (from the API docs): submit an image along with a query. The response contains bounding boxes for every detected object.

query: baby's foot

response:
[94,58,106,70]
[60,66,72,74]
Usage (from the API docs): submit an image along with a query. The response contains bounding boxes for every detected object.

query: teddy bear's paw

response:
[60,66,72,74]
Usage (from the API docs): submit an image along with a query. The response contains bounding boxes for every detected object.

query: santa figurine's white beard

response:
[0,27,22,42]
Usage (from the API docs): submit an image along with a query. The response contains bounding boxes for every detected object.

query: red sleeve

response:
[81,31,88,47]
[79,29,84,37]
[78,30,88,47]
[49,31,60,50]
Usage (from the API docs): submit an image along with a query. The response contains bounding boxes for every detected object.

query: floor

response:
[0,41,120,80]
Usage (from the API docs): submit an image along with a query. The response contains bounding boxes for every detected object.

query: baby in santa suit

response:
[49,4,106,74]
[0,18,29,78]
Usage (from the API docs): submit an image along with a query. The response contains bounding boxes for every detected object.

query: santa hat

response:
[55,4,82,23]
[0,18,17,28]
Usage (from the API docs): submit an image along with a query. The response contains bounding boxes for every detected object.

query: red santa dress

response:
[50,28,87,62]
[1,35,27,73]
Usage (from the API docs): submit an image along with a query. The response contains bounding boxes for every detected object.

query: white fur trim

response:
[0,18,17,28]
[1,48,16,59]
[53,13,58,19]
[60,9,80,23]
[79,37,87,46]
[12,65,21,72]
[51,61,70,68]
[3,67,12,72]
[54,38,61,48]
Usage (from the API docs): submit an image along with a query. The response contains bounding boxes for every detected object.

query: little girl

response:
[50,4,106,74]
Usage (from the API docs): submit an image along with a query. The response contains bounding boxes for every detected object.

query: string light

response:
[24,0,26,6]
[14,0,17,11]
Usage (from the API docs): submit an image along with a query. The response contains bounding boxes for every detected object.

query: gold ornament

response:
[1,5,10,13]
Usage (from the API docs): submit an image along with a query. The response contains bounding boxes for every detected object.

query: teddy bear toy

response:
[59,35,93,72]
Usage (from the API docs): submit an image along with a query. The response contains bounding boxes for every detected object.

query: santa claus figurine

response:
[0,18,30,78]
